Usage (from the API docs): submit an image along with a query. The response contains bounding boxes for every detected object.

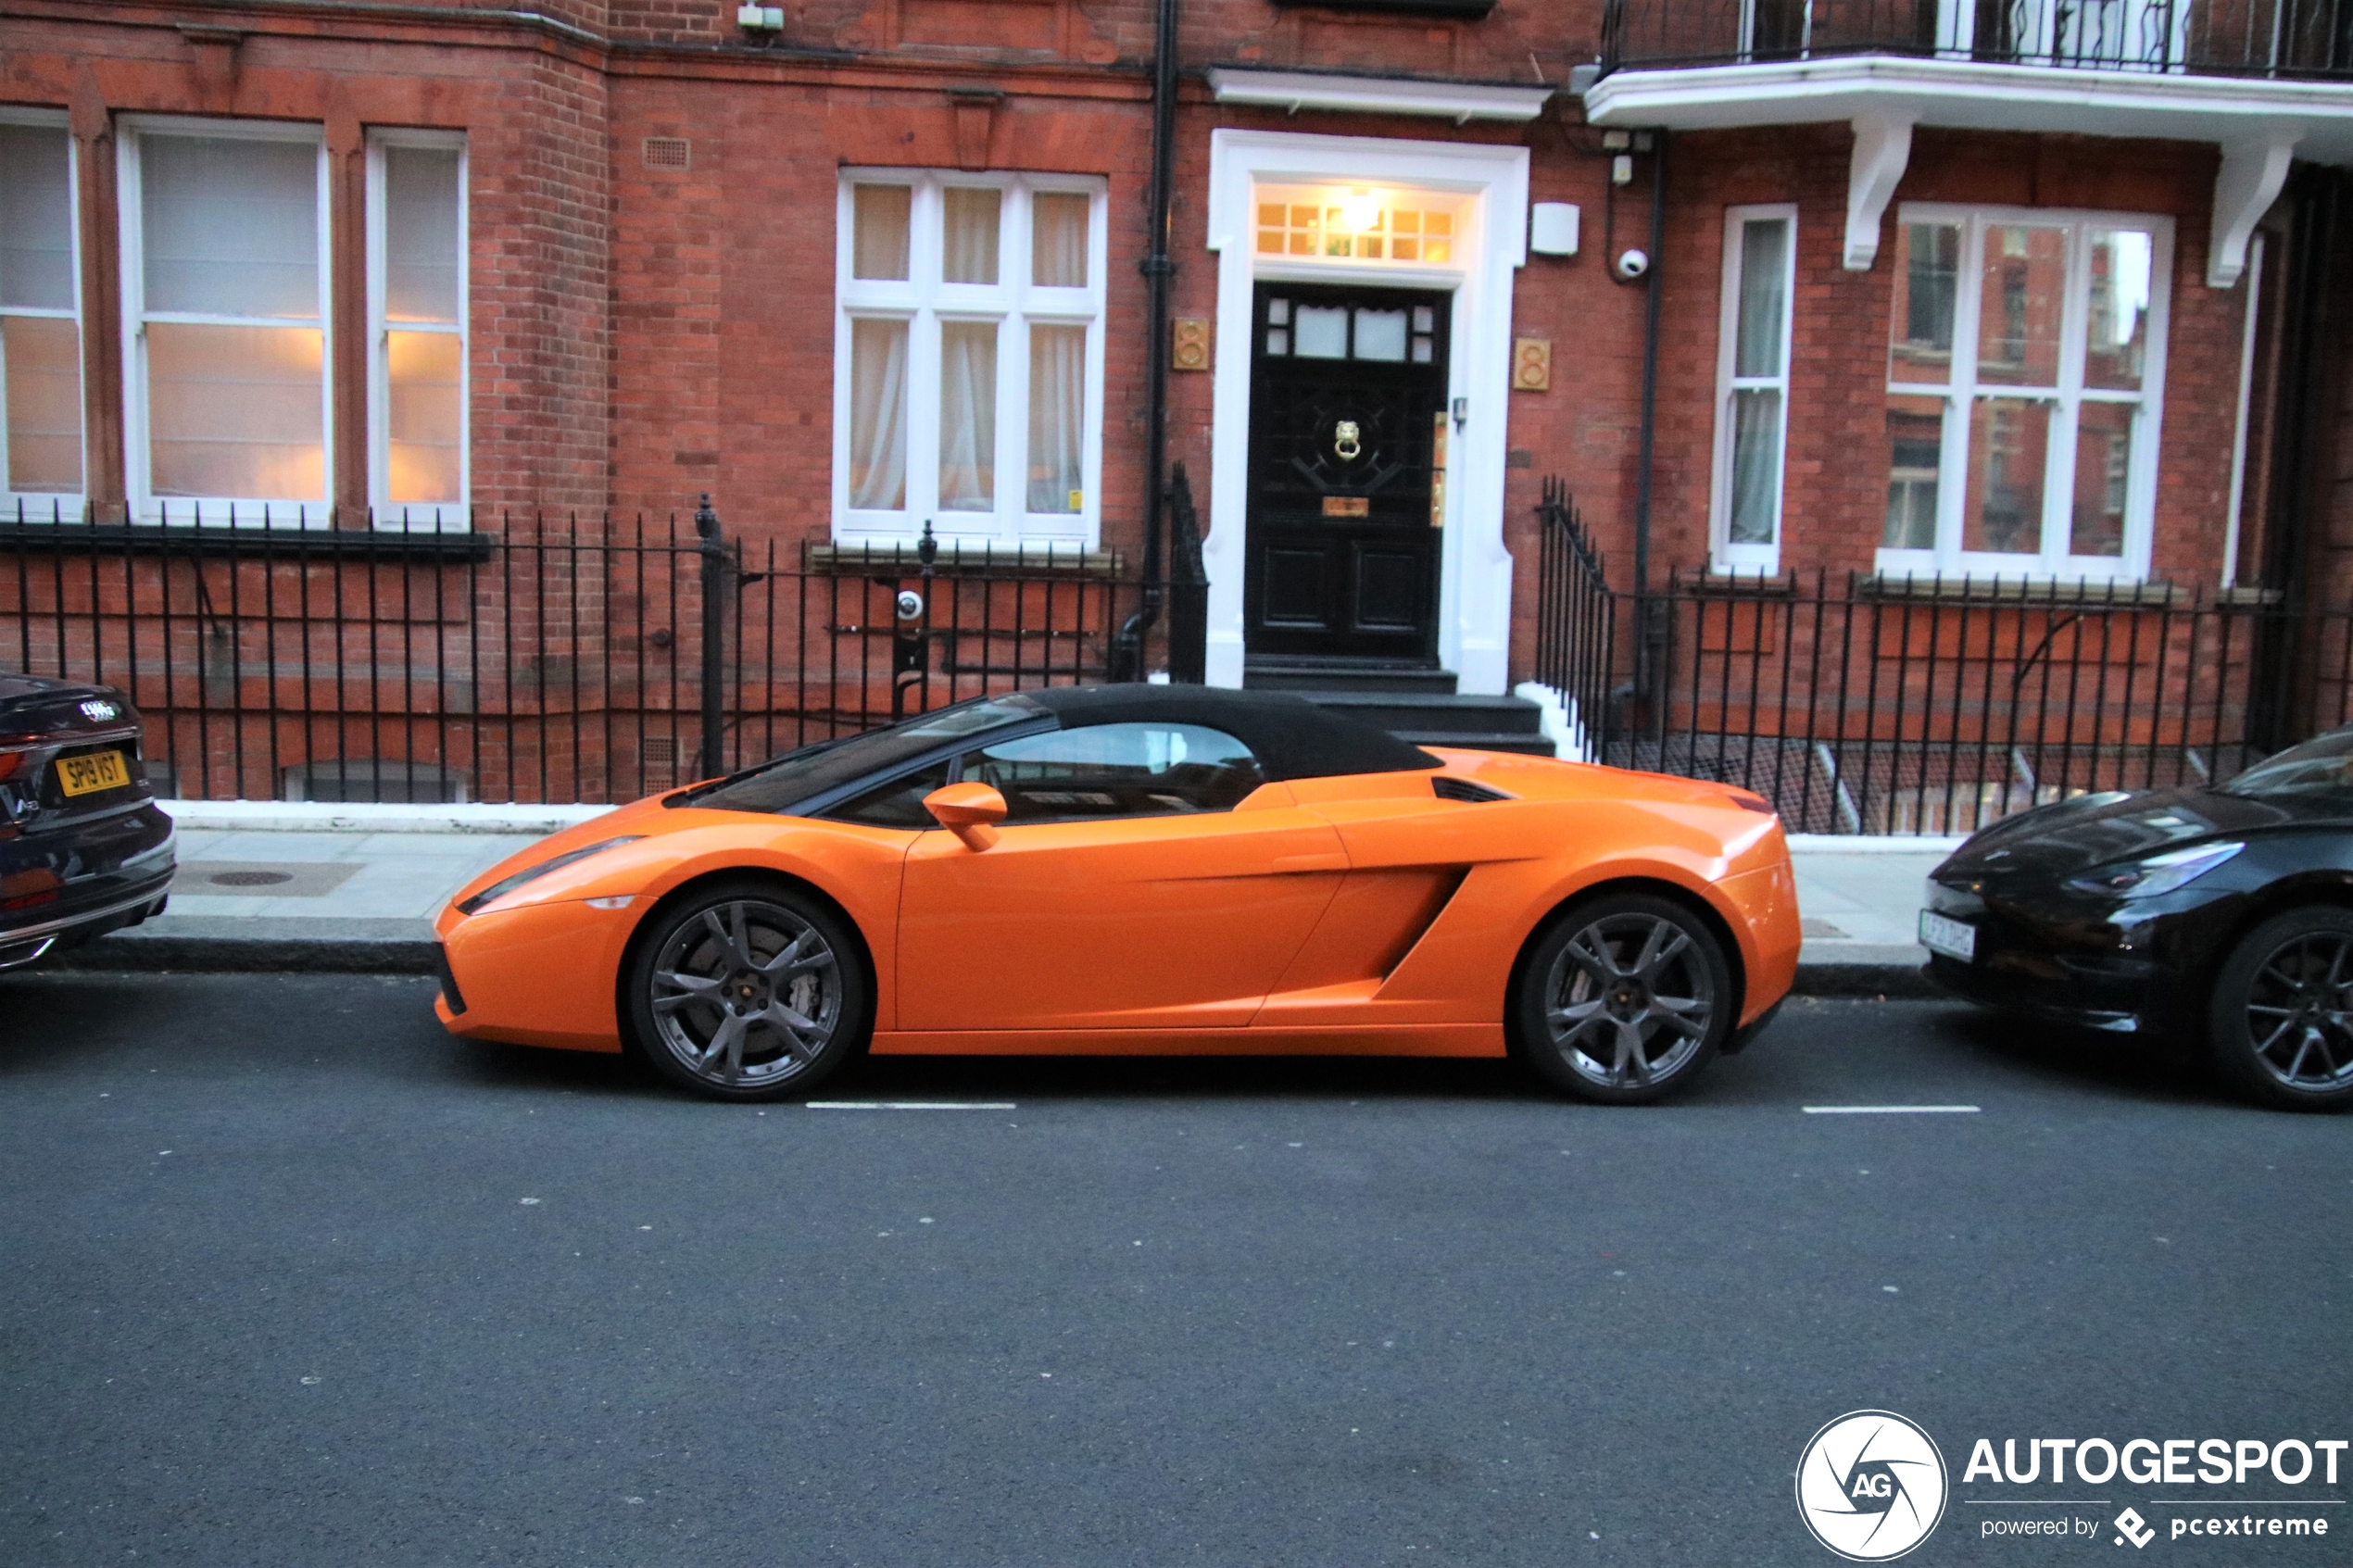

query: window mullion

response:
[1938,216,1988,571]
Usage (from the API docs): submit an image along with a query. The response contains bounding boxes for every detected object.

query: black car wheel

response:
[1516,893,1732,1104]
[2208,907,2353,1112]
[626,879,870,1101]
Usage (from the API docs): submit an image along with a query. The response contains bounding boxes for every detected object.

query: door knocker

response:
[1332,420,1363,461]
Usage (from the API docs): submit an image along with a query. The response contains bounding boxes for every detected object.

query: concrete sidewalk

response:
[56,803,1955,994]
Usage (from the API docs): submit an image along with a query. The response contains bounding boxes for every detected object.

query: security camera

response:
[1614,248,1650,281]
[895,589,925,621]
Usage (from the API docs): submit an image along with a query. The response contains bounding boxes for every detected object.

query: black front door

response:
[1243,282,1450,664]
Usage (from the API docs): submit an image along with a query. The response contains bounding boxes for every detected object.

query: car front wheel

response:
[1515,893,1733,1105]
[626,879,870,1101]
[2207,907,2353,1112]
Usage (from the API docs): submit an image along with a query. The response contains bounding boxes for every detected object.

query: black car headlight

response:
[2066,840,2245,900]
[456,835,646,915]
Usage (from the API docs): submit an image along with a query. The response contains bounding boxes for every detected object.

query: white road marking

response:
[805,1101,1017,1111]
[1803,1105,1981,1114]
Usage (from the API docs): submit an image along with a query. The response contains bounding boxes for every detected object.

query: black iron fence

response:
[1532,483,2353,834]
[1,501,1144,804]
[1600,0,2353,77]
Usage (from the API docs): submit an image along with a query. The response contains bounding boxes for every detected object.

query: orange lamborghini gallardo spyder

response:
[434,685,1799,1103]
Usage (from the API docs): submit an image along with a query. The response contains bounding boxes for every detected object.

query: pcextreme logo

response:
[1796,1410,1951,1562]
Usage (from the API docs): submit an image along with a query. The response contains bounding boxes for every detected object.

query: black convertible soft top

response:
[1021,684,1438,782]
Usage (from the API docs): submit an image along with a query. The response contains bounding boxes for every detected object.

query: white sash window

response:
[0,113,82,515]
[1879,205,2171,581]
[121,119,333,524]
[1709,205,1797,574]
[369,133,468,529]
[835,171,1106,546]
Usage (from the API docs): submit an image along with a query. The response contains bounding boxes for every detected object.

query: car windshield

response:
[674,695,1045,814]
[2219,727,2353,807]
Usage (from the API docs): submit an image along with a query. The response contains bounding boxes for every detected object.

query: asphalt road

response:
[1,973,2347,1568]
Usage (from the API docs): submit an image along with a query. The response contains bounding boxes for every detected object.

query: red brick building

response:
[4,0,2351,750]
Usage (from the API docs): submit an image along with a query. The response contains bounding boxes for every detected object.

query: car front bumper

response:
[1919,875,2235,1037]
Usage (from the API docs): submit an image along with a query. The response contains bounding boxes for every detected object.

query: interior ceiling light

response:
[1339,189,1382,232]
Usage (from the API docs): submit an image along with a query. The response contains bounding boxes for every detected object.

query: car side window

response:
[820,760,953,830]
[964,722,1266,823]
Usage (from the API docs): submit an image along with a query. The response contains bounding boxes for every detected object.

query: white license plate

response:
[1919,909,1977,962]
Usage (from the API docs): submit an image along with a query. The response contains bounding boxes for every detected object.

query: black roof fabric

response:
[1022,684,1438,782]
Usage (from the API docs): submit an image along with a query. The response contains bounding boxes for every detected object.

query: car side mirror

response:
[923,782,1008,851]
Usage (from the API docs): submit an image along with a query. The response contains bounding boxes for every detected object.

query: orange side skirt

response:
[868,1023,1506,1057]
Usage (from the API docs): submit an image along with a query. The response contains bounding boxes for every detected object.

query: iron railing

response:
[0,503,1144,804]
[1600,0,2353,78]
[1531,483,2353,834]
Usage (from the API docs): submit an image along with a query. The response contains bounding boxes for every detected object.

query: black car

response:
[1923,726,2353,1110]
[0,674,175,970]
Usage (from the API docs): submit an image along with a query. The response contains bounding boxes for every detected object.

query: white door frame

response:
[1203,129,1529,694]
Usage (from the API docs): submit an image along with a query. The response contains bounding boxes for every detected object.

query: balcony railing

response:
[1599,0,2353,79]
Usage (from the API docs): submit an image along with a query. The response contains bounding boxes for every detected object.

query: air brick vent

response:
[642,137,692,170]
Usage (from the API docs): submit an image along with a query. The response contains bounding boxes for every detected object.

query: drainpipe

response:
[1632,131,1667,598]
[1633,131,1668,736]
[1113,0,1178,682]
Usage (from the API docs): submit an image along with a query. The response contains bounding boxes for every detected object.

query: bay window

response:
[370,133,467,527]
[1880,207,2171,580]
[123,121,332,522]
[0,114,82,512]
[835,171,1106,545]
[1709,206,1795,573]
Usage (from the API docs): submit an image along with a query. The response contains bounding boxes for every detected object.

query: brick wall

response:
[4,0,2330,700]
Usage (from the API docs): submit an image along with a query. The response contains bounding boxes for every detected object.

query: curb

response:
[44,939,1943,999]
[48,936,442,974]
[159,800,615,834]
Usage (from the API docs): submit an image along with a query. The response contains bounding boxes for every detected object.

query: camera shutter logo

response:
[1795,1411,1949,1561]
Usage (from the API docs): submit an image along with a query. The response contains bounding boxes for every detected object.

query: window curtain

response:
[1026,324,1084,513]
[3,318,82,493]
[1734,219,1787,379]
[1728,389,1782,545]
[385,332,461,505]
[0,125,74,312]
[141,135,325,505]
[848,318,908,511]
[937,320,997,510]
[143,136,319,318]
[384,146,459,324]
[383,145,462,507]
[1031,194,1088,287]
[852,186,911,282]
[0,124,80,495]
[942,189,1000,285]
[145,321,326,502]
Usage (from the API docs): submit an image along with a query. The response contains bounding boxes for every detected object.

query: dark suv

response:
[0,674,175,969]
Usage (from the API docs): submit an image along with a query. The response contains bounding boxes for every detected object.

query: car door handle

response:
[1271,852,1349,873]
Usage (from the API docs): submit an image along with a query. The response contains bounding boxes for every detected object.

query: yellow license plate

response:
[57,749,131,797]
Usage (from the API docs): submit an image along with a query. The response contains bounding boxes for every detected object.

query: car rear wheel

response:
[2207,907,2353,1112]
[626,880,869,1101]
[1516,893,1732,1105]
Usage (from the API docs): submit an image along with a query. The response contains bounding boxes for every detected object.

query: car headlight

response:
[456,835,646,915]
[2066,840,2244,900]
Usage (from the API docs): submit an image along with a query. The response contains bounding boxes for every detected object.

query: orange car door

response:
[895,721,1348,1032]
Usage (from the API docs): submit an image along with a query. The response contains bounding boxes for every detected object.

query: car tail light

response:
[0,748,25,784]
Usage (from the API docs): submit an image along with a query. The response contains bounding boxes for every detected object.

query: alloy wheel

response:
[2240,931,2353,1093]
[1542,909,1718,1091]
[645,898,841,1090]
